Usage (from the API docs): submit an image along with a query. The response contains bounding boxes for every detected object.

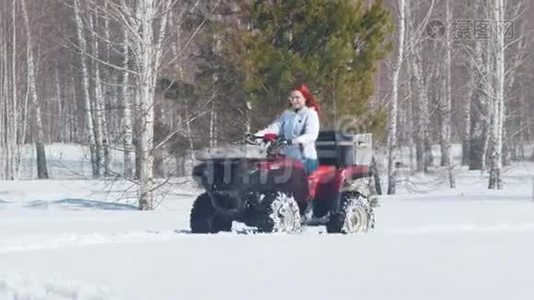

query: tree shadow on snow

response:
[24,199,138,211]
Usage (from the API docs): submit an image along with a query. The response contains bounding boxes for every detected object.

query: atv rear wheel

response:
[256,192,301,233]
[190,193,232,233]
[326,192,371,234]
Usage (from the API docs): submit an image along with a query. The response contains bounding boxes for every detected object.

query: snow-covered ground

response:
[1,144,534,299]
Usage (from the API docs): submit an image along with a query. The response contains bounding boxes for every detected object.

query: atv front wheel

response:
[190,193,232,233]
[326,192,372,234]
[256,192,301,233]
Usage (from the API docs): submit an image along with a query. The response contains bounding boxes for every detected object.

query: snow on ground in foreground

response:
[0,274,120,300]
[0,163,533,300]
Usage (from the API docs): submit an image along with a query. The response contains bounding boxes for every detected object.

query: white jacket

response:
[256,106,320,160]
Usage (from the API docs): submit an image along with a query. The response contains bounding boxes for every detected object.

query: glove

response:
[263,133,278,143]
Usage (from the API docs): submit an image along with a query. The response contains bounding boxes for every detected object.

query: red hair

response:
[293,83,320,114]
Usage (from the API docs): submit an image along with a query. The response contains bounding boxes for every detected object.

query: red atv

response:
[190,130,376,234]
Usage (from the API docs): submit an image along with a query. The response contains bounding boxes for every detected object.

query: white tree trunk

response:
[1,0,24,180]
[488,0,505,189]
[469,30,488,171]
[120,29,135,178]
[443,0,455,188]
[137,0,156,210]
[9,0,18,180]
[462,77,471,166]
[74,0,100,177]
[55,66,64,143]
[412,49,428,173]
[481,121,491,171]
[21,0,48,179]
[126,0,172,209]
[387,0,405,195]
[89,14,109,176]
[0,11,6,179]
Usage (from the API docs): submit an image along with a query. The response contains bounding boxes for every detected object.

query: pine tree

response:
[223,0,393,132]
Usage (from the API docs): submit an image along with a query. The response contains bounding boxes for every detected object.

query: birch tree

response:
[466,1,489,171]
[21,0,48,179]
[411,42,429,173]
[405,0,435,173]
[74,0,100,177]
[441,0,455,188]
[92,0,172,209]
[8,0,17,180]
[488,0,506,189]
[120,28,135,178]
[0,0,7,179]
[89,13,108,177]
[461,0,526,188]
[137,0,171,209]
[387,0,406,194]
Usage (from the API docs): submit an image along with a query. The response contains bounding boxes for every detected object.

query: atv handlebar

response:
[244,133,289,145]
[244,134,290,158]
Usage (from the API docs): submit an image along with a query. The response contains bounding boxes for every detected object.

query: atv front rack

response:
[194,144,268,160]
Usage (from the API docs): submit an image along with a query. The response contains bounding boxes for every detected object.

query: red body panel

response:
[308,165,370,201]
[308,165,338,199]
[258,156,304,171]
[341,165,370,181]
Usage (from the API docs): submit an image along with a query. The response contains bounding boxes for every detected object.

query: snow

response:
[0,274,120,300]
[1,146,534,299]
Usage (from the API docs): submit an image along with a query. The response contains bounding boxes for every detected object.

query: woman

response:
[255,84,320,174]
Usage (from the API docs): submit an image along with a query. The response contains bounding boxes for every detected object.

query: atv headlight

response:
[247,168,259,175]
